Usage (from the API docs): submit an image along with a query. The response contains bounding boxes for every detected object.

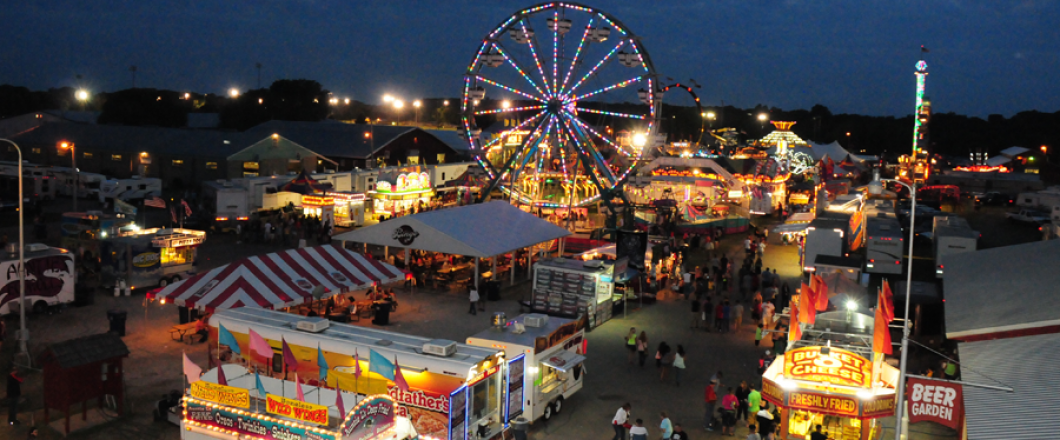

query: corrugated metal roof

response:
[960,333,1060,440]
[944,240,1060,339]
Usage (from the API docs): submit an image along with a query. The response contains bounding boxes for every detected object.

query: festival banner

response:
[787,391,859,417]
[861,394,896,419]
[189,380,251,408]
[907,377,962,430]
[761,377,785,406]
[266,394,330,426]
[341,395,396,440]
[783,346,872,388]
[185,400,336,440]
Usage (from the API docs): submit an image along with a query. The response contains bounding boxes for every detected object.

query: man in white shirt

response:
[468,286,480,315]
[612,403,632,440]
[629,419,648,440]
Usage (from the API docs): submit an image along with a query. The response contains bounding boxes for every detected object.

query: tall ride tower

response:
[901,53,932,185]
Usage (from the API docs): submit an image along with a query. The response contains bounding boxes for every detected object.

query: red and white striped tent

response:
[154,245,407,310]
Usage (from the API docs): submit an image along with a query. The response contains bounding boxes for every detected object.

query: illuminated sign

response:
[761,378,784,406]
[341,395,396,440]
[266,394,330,425]
[862,394,896,420]
[302,195,336,207]
[184,400,336,440]
[189,381,251,408]
[378,172,430,194]
[326,192,366,202]
[783,347,872,388]
[132,252,160,268]
[907,377,962,429]
[386,386,449,413]
[788,391,858,417]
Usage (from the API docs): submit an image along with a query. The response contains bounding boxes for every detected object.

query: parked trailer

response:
[864,215,904,274]
[48,167,106,198]
[932,215,978,278]
[98,177,162,203]
[209,307,508,440]
[201,181,250,233]
[99,227,205,289]
[466,314,586,424]
[0,244,75,315]
[802,218,847,273]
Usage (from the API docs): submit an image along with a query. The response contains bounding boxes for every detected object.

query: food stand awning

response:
[540,349,586,373]
[333,201,571,258]
[154,244,406,309]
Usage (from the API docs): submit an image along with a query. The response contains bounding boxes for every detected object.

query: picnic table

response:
[169,322,198,342]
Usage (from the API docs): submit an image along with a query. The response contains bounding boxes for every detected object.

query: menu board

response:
[532,263,612,327]
[507,356,525,422]
[449,387,466,440]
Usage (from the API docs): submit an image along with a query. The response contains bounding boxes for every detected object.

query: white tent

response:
[767,140,861,163]
[334,201,570,258]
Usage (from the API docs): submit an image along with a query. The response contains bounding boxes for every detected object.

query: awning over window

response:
[540,349,586,372]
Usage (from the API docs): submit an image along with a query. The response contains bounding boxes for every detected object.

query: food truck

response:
[530,258,614,329]
[182,365,419,440]
[0,244,75,315]
[466,314,586,423]
[368,168,435,218]
[210,308,510,440]
[99,227,205,289]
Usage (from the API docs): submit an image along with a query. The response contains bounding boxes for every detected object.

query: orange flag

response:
[789,299,802,342]
[814,275,830,311]
[880,280,895,321]
[798,282,815,324]
[873,288,893,355]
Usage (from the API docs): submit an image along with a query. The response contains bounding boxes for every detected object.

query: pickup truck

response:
[1006,209,1050,224]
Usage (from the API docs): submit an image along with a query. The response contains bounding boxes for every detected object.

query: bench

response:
[169,322,198,342]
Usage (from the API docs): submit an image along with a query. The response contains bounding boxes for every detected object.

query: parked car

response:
[974,191,1009,207]
[1006,209,1050,224]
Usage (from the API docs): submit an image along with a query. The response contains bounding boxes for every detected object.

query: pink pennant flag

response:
[353,350,362,379]
[282,338,298,370]
[393,358,409,392]
[183,351,202,384]
[217,364,228,386]
[336,388,346,419]
[296,373,305,402]
[248,329,273,359]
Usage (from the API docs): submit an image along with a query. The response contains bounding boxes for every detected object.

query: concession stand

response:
[369,168,435,218]
[761,345,899,440]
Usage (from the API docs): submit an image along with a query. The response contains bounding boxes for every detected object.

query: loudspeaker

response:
[616,229,648,270]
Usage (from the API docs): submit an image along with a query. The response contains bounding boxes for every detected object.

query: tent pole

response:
[474,258,480,294]
[510,252,516,286]
[385,246,388,260]
[527,247,532,279]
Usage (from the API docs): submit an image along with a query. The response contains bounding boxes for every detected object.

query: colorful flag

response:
[798,282,815,325]
[255,371,267,398]
[336,388,346,419]
[145,196,166,208]
[217,364,228,386]
[217,323,240,355]
[881,280,895,321]
[788,299,802,343]
[393,357,409,392]
[353,350,362,379]
[317,344,329,381]
[369,349,395,381]
[874,288,893,355]
[183,351,202,384]
[248,329,273,359]
[170,205,178,223]
[814,275,829,311]
[295,374,305,402]
[282,338,298,371]
[182,199,193,216]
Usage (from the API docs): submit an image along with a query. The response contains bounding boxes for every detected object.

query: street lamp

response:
[443,100,450,106]
[757,113,768,137]
[0,139,28,362]
[413,100,422,124]
[382,94,394,103]
[501,100,511,109]
[868,169,917,440]
[632,133,648,149]
[76,90,89,111]
[229,88,240,98]
[59,142,77,212]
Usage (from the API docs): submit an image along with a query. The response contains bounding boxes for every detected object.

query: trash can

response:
[512,416,530,440]
[108,309,128,337]
[372,303,390,325]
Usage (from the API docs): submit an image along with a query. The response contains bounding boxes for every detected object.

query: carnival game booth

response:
[153,244,406,316]
[183,364,418,440]
[209,308,511,440]
[370,168,435,218]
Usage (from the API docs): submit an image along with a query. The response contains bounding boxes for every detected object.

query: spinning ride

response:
[461,2,662,211]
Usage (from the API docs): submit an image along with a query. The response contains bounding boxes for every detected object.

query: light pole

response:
[757,113,768,138]
[76,89,89,112]
[868,169,916,440]
[59,142,77,212]
[0,139,28,362]
[413,100,422,125]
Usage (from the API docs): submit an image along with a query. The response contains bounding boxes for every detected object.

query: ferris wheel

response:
[461,2,661,208]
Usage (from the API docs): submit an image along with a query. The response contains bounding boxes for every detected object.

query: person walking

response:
[612,403,632,440]
[721,388,738,436]
[468,285,479,315]
[673,345,686,386]
[733,301,745,331]
[659,343,675,382]
[636,331,649,367]
[748,384,763,423]
[704,379,718,431]
[755,323,764,347]
[756,404,776,439]
[7,366,22,425]
[626,328,638,365]
[659,412,673,440]
[735,381,751,424]
[629,418,648,440]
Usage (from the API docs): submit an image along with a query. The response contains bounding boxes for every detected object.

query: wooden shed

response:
[38,333,130,435]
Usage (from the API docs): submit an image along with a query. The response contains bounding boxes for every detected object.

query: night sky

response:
[2,0,1055,117]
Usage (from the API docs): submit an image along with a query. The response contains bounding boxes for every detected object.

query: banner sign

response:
[266,394,330,425]
[185,400,336,440]
[761,377,785,406]
[783,346,872,388]
[507,355,526,422]
[861,394,896,419]
[787,391,859,417]
[341,395,396,440]
[449,387,467,440]
[189,381,250,408]
[907,377,963,430]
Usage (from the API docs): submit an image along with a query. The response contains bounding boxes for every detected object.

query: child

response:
[755,323,764,346]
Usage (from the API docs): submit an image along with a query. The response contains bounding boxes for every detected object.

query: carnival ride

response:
[658,81,706,152]
[460,2,662,214]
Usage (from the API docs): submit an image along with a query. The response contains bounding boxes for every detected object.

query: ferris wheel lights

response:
[632,133,648,148]
[501,100,511,109]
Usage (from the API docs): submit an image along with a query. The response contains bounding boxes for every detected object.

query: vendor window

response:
[788,409,861,440]
[470,374,500,429]
[111,154,122,161]
[161,247,193,266]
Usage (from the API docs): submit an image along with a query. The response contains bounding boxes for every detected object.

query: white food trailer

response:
[531,258,614,329]
[466,314,586,424]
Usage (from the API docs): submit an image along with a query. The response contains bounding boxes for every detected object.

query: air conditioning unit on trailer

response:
[295,318,330,333]
[423,339,457,357]
[524,314,549,328]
